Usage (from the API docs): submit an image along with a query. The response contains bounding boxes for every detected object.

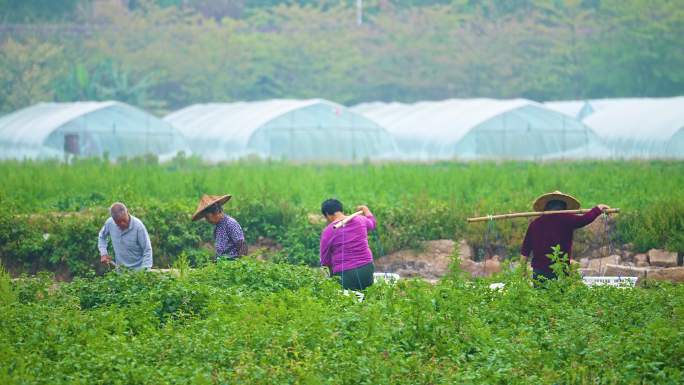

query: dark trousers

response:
[532,269,559,288]
[334,262,375,290]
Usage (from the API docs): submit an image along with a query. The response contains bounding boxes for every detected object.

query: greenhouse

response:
[164,99,398,162]
[351,99,606,160]
[544,100,595,120]
[583,97,684,158]
[0,101,189,160]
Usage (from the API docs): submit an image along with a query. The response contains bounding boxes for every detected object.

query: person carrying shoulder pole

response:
[520,191,610,284]
[319,199,376,291]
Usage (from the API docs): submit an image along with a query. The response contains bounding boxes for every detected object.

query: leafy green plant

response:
[0,260,15,306]
[0,259,682,384]
[1,160,684,278]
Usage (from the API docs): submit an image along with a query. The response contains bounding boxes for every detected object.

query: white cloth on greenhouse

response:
[583,97,684,158]
[351,98,606,160]
[0,101,190,160]
[164,99,398,162]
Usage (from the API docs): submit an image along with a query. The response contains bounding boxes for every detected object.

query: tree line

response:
[1,0,682,115]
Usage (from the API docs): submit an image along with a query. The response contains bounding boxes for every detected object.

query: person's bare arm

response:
[356,205,376,231]
[98,222,112,265]
[597,204,610,212]
[356,205,372,217]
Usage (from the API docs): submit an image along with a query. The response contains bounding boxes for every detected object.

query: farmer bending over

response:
[192,194,247,261]
[319,199,376,290]
[521,191,610,283]
[98,202,153,271]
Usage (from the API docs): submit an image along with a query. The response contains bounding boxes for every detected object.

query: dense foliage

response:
[1,159,683,277]
[1,0,683,114]
[1,258,683,384]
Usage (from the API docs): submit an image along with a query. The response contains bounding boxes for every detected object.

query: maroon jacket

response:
[521,207,602,273]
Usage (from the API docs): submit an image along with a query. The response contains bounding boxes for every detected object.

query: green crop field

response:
[1,258,683,384]
[1,159,684,384]
[1,159,684,276]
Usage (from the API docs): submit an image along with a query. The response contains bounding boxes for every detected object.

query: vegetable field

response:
[1,259,683,384]
[1,159,684,384]
[1,159,684,276]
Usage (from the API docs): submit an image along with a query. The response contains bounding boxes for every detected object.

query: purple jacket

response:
[320,215,376,273]
[521,206,602,273]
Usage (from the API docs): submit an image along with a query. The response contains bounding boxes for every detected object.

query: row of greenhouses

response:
[544,97,684,158]
[0,97,682,161]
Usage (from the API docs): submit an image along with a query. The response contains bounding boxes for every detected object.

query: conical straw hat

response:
[191,194,232,221]
[532,191,580,212]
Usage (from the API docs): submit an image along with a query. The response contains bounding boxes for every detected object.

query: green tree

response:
[0,38,65,113]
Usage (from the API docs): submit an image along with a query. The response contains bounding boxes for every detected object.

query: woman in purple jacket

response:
[319,199,376,290]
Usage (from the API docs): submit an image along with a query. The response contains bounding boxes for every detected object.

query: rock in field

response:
[633,254,649,267]
[483,256,502,275]
[588,255,621,275]
[647,267,684,282]
[457,239,473,261]
[580,268,600,277]
[603,264,650,278]
[375,240,454,281]
[647,249,678,267]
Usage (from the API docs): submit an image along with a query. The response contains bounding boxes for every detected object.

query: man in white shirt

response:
[98,202,153,271]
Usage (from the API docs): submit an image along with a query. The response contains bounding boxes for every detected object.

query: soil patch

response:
[375,240,455,281]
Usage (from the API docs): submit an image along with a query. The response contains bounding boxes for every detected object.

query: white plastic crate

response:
[373,272,401,284]
[342,289,365,302]
[582,276,638,288]
[488,282,506,290]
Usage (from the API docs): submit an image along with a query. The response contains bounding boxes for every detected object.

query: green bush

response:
[0,259,682,384]
[1,160,684,277]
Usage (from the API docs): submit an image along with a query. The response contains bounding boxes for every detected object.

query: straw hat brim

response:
[533,191,580,212]
[191,194,232,221]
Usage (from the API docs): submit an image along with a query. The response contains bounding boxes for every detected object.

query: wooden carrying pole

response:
[333,210,364,229]
[467,208,620,223]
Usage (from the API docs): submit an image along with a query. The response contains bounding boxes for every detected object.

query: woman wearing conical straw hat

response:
[521,191,610,285]
[192,194,247,261]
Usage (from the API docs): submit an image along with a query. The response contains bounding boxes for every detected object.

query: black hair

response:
[321,199,343,216]
[205,203,223,214]
[544,199,568,211]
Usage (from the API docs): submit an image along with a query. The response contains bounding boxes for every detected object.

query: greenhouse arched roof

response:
[351,99,603,159]
[165,99,323,147]
[0,101,116,148]
[0,101,189,160]
[164,99,398,161]
[584,97,684,141]
[544,100,595,120]
[353,99,532,142]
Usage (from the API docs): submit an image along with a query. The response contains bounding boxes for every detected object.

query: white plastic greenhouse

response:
[164,99,398,162]
[351,99,606,160]
[583,97,684,158]
[0,101,189,160]
[544,100,595,120]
